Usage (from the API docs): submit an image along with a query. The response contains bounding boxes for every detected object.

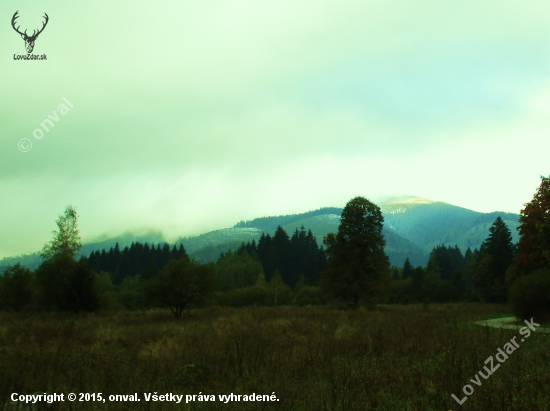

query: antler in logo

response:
[11,11,49,54]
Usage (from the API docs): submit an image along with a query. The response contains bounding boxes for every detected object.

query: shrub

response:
[509,269,550,321]
[0,264,33,311]
[295,286,323,306]
[35,255,99,313]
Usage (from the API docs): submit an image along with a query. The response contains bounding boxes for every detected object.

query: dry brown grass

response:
[0,303,548,410]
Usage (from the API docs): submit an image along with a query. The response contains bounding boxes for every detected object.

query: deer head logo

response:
[11,11,49,54]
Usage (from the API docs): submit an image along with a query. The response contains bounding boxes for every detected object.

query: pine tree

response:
[463,247,477,289]
[480,217,516,276]
[392,268,399,281]
[178,244,186,258]
[474,216,516,302]
[402,258,413,279]
[272,226,292,284]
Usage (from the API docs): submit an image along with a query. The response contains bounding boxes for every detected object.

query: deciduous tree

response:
[41,206,82,260]
[148,257,213,318]
[36,206,99,312]
[35,254,99,313]
[507,176,550,283]
[320,196,390,305]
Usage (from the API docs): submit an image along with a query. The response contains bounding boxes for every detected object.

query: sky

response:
[1,0,550,258]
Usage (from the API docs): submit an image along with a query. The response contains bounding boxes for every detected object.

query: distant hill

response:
[234,207,343,232]
[1,196,520,272]
[182,212,426,267]
[183,197,519,267]
[380,197,520,252]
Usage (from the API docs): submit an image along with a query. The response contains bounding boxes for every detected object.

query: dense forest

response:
[84,242,187,285]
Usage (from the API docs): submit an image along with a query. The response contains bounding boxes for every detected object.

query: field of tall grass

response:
[0,303,548,410]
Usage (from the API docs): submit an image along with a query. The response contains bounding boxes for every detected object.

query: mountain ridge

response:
[0,196,520,273]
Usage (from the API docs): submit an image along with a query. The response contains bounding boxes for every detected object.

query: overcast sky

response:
[1,0,550,258]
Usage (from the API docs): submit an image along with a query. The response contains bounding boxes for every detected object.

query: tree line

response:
[1,176,549,318]
[84,242,187,285]
[391,215,515,304]
[0,210,328,316]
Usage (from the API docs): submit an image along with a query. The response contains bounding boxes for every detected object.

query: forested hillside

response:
[0,197,520,272]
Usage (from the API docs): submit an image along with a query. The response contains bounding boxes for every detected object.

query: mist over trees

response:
[1,177,549,314]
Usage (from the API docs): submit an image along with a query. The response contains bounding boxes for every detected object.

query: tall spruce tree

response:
[480,217,516,275]
[402,258,413,280]
[272,226,292,284]
[474,216,516,302]
[428,245,464,281]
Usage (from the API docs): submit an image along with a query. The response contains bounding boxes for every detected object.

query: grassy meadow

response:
[0,304,548,410]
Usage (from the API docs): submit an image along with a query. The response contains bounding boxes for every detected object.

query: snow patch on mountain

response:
[313,214,340,221]
[195,227,262,239]
[384,208,407,215]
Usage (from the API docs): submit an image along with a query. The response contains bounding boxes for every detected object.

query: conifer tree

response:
[392,268,399,281]
[402,258,413,279]
[474,216,516,302]
[480,217,516,275]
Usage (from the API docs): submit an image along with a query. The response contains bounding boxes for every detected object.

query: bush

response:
[295,286,324,306]
[146,258,214,317]
[388,278,413,304]
[117,276,147,310]
[35,255,99,313]
[509,269,550,321]
[0,264,33,311]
